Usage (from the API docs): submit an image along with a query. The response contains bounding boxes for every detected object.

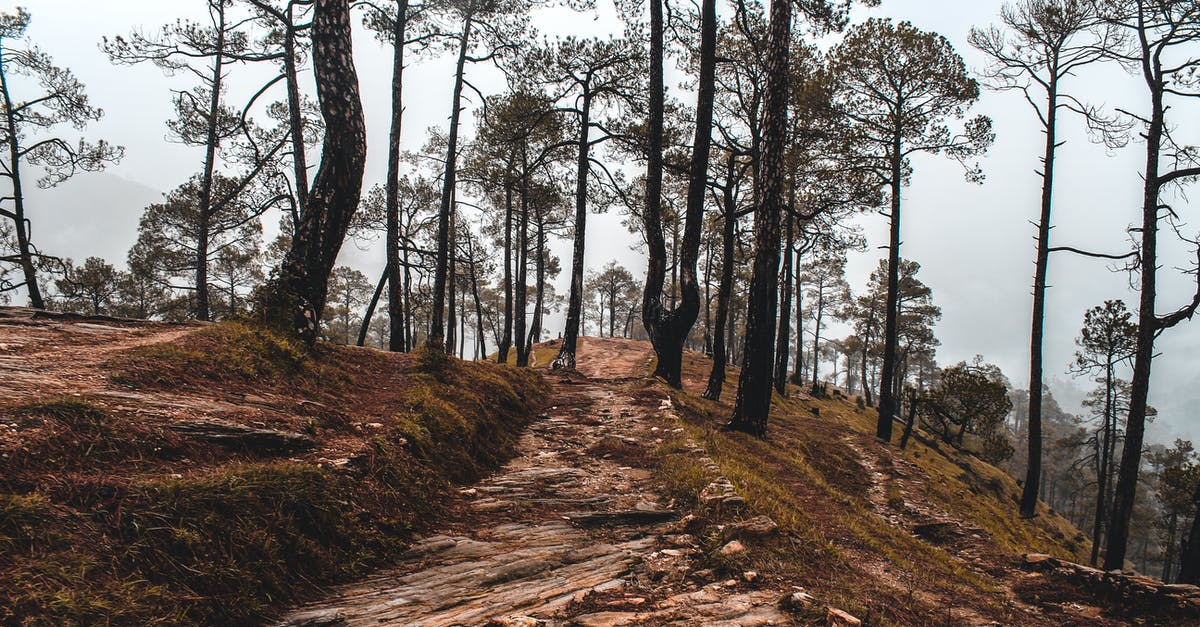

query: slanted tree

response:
[830,18,992,442]
[1096,0,1200,571]
[262,0,366,341]
[0,8,122,308]
[971,0,1126,520]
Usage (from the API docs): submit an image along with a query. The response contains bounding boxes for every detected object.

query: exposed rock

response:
[780,590,817,611]
[167,420,315,453]
[484,616,546,627]
[563,509,677,527]
[280,608,346,626]
[719,540,746,556]
[826,607,862,627]
[721,516,779,542]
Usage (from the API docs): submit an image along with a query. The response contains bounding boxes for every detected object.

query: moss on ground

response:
[0,323,548,626]
[653,349,1092,626]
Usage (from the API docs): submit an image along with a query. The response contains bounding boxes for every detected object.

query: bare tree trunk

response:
[1021,67,1060,520]
[357,264,388,346]
[727,0,789,437]
[0,60,41,308]
[791,246,803,385]
[773,207,794,395]
[553,91,593,369]
[499,184,514,362]
[641,0,715,387]
[194,0,228,322]
[514,181,529,367]
[876,133,903,442]
[385,0,409,352]
[703,156,736,401]
[430,12,472,350]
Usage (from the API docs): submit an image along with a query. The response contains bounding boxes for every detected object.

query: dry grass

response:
[648,347,1092,626]
[0,323,548,626]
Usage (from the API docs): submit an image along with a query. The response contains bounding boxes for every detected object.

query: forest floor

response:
[279,336,1190,627]
[3,309,1194,626]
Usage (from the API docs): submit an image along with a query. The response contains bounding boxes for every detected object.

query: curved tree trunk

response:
[267,0,366,341]
[642,0,716,387]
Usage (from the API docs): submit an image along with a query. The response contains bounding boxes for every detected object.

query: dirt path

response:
[0,308,202,403]
[279,337,796,627]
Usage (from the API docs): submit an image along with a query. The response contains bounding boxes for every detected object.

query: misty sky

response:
[7,0,1200,445]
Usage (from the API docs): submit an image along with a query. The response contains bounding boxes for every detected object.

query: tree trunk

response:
[357,264,388,346]
[791,246,803,385]
[499,184,514,362]
[0,57,42,309]
[385,0,409,352]
[527,206,545,354]
[641,0,715,387]
[703,156,736,401]
[266,0,366,341]
[430,12,472,350]
[773,208,794,395]
[876,134,904,442]
[1177,480,1200,583]
[1090,364,1115,566]
[1021,71,1060,520]
[1104,67,1165,572]
[899,389,918,450]
[553,91,593,369]
[727,0,789,437]
[194,1,227,322]
[514,180,529,367]
[447,206,457,353]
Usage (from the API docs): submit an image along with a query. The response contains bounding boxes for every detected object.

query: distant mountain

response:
[23,170,163,269]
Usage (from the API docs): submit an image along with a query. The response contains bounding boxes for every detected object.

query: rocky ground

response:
[279,337,810,627]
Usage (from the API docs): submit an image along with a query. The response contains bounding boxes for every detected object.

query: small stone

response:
[722,516,779,542]
[780,590,817,611]
[1023,553,1055,567]
[719,540,746,556]
[723,579,739,587]
[484,616,546,627]
[460,488,478,497]
[282,608,347,626]
[826,607,862,627]
[742,570,759,582]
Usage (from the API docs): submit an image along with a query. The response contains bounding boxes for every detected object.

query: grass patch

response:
[110,321,350,394]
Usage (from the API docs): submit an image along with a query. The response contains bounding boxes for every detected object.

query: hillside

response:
[2,310,1196,626]
[0,308,546,625]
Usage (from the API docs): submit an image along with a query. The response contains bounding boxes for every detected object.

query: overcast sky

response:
[7,0,1200,445]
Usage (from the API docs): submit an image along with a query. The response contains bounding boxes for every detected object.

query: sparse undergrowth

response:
[645,351,1096,626]
[0,323,547,626]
